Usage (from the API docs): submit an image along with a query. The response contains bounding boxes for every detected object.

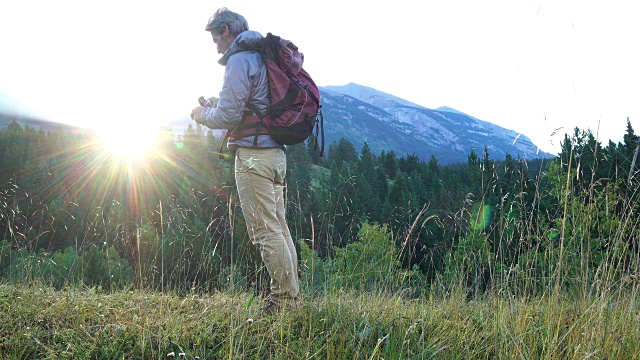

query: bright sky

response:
[1,1,639,154]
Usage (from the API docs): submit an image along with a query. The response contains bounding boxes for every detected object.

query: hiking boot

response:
[253,296,302,320]
[252,300,280,320]
[262,300,281,315]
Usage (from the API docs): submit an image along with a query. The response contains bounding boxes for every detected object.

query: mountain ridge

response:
[319,83,551,164]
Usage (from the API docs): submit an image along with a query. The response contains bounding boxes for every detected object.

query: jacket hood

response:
[218,30,264,66]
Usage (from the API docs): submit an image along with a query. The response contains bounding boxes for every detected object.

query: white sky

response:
[1,0,639,154]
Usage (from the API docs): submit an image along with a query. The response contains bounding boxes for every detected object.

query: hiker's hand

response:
[206,96,219,107]
[198,96,219,107]
[191,106,206,123]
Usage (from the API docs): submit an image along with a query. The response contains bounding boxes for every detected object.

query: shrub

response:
[81,245,134,290]
[300,222,422,294]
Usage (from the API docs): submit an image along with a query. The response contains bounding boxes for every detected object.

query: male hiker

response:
[190,8,300,315]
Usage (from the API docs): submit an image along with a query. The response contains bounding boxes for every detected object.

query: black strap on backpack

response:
[218,130,231,160]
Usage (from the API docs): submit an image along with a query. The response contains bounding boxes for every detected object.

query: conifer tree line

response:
[1,118,639,295]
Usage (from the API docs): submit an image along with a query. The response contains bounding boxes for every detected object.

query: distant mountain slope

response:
[1,92,41,119]
[0,112,80,133]
[0,92,78,132]
[320,83,551,164]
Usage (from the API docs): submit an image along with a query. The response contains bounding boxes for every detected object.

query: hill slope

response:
[321,83,551,163]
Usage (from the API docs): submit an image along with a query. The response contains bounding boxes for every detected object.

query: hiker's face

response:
[211,26,234,54]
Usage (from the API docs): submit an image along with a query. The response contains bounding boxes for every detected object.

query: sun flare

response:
[96,125,159,160]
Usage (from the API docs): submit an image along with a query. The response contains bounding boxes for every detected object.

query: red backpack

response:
[262,33,323,151]
[219,33,324,158]
[233,33,324,157]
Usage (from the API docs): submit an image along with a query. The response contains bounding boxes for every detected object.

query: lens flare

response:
[96,125,159,160]
[472,204,493,231]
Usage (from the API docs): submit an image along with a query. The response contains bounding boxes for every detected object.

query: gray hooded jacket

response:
[200,30,282,151]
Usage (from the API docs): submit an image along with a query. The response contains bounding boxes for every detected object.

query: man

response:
[190,8,300,314]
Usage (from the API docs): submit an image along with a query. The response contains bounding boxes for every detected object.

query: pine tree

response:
[467,148,480,192]
[356,142,379,221]
[383,150,398,179]
[358,142,376,180]
[427,155,439,174]
[623,117,638,157]
[383,172,414,226]
[327,138,358,169]
[481,146,495,199]
[400,153,420,174]
[183,123,197,148]
[374,167,389,207]
[7,119,23,133]
[623,117,640,185]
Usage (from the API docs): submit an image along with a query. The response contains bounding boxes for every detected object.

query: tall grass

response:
[2,155,640,359]
[2,280,639,358]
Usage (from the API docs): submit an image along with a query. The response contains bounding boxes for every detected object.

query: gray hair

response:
[205,8,249,36]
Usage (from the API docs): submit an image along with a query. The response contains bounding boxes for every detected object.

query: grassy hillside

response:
[2,284,639,359]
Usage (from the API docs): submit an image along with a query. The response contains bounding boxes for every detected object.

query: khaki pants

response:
[235,147,300,306]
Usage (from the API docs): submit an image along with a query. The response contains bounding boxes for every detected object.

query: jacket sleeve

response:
[201,54,252,129]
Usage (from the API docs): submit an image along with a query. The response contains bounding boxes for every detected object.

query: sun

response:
[96,124,159,160]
